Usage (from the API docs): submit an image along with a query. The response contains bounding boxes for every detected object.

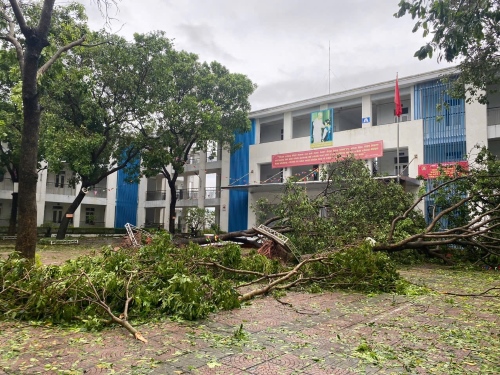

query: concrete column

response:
[366,159,373,175]
[362,95,372,128]
[198,150,207,209]
[465,88,488,159]
[283,111,292,140]
[410,85,415,121]
[254,118,261,144]
[219,148,230,232]
[105,173,117,228]
[136,176,148,227]
[72,180,82,227]
[283,167,292,181]
[36,167,48,226]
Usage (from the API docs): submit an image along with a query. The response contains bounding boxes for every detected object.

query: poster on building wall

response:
[310,109,333,149]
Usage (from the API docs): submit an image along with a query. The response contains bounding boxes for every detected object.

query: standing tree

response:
[395,0,500,102]
[185,207,215,236]
[0,0,115,259]
[140,38,256,233]
[0,48,22,235]
[0,2,90,237]
[42,32,165,239]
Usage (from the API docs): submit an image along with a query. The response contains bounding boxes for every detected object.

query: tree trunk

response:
[7,191,18,236]
[16,42,46,260]
[56,189,86,239]
[168,182,177,234]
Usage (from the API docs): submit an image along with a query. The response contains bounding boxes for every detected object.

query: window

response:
[53,205,63,223]
[55,172,65,188]
[394,107,409,115]
[445,99,461,127]
[85,207,95,225]
[394,165,408,175]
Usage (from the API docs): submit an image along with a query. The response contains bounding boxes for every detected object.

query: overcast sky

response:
[76,0,454,111]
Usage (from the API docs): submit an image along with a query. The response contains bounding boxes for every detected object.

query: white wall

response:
[465,93,488,159]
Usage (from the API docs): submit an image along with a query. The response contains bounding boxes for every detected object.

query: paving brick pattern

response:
[0,266,498,374]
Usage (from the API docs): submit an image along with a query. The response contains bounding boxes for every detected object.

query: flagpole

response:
[397,116,400,184]
[395,73,401,185]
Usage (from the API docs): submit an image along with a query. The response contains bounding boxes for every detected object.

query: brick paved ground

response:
[0,266,498,374]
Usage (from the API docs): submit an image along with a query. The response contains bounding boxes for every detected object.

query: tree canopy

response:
[41,32,168,239]
[0,0,116,259]
[395,0,500,102]
[139,36,256,232]
[0,1,92,240]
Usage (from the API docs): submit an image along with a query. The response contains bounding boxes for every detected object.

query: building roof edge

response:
[250,66,459,118]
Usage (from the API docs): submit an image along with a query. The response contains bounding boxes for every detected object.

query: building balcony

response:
[177,188,199,200]
[146,190,166,201]
[46,182,76,196]
[205,188,220,199]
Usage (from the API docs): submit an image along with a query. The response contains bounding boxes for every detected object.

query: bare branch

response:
[37,36,86,78]
[7,0,28,35]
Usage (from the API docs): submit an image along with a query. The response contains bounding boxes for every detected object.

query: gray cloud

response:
[73,0,453,111]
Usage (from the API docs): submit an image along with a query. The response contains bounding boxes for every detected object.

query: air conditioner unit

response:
[394,114,409,122]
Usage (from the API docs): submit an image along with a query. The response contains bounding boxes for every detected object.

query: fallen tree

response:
[192,149,500,267]
[2,150,499,342]
[0,236,403,342]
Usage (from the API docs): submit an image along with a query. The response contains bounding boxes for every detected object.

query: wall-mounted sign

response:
[66,214,74,218]
[272,140,383,168]
[362,117,371,124]
[310,109,334,149]
[418,161,469,179]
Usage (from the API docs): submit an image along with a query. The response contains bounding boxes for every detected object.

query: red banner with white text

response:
[272,141,383,168]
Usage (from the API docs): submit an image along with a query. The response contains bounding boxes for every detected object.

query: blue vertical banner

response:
[115,161,139,228]
[228,120,255,232]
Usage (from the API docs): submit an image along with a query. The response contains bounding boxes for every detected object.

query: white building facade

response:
[2,68,499,233]
[221,68,500,233]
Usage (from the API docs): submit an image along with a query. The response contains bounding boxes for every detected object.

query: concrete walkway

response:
[0,266,498,374]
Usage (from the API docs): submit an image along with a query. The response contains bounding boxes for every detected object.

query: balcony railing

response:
[146,190,166,201]
[487,107,500,126]
[205,188,220,199]
[176,188,198,200]
[46,182,77,196]
[86,186,108,198]
[186,156,200,165]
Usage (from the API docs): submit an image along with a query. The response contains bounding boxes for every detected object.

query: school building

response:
[1,67,498,233]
